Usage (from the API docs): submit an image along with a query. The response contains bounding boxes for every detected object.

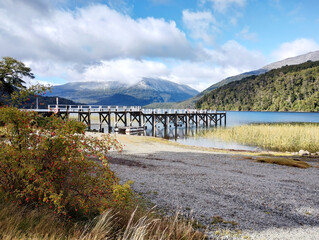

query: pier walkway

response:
[32,105,226,133]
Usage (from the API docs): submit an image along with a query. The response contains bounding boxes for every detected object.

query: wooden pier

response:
[35,105,226,133]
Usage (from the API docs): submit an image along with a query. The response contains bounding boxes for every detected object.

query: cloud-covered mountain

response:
[47,78,198,106]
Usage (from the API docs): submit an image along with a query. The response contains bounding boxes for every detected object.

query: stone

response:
[299,149,310,156]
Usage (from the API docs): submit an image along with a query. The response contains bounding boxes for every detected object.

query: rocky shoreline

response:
[88,133,319,239]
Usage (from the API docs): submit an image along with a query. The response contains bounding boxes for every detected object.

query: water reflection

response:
[144,125,200,140]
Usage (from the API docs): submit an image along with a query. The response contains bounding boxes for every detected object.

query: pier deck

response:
[31,105,226,133]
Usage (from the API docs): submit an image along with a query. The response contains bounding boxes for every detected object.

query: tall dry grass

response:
[0,202,206,240]
[207,123,319,152]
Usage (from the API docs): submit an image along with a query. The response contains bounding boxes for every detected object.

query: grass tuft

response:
[0,202,206,240]
[256,157,311,168]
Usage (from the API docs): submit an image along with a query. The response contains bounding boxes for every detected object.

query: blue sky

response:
[0,0,318,91]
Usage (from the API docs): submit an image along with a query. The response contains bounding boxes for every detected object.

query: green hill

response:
[196,61,319,112]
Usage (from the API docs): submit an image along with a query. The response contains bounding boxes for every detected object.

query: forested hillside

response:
[196,61,319,112]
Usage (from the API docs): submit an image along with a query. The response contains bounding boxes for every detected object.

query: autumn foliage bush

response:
[0,106,131,220]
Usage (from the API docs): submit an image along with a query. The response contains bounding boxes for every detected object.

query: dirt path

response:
[87,133,319,239]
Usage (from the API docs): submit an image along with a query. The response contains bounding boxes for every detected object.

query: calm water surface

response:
[90,111,319,151]
[174,111,319,151]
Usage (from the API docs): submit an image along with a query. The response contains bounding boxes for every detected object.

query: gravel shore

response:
[88,133,319,239]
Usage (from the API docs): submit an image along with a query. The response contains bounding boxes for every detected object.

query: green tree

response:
[0,57,34,98]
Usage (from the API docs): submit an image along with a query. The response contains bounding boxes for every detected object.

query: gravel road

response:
[88,133,319,239]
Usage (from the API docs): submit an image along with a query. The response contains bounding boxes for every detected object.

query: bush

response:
[0,106,129,220]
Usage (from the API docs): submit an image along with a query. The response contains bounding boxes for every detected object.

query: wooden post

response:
[128,109,132,127]
[164,111,168,129]
[185,124,188,136]
[195,111,199,128]
[205,110,209,127]
[108,108,112,133]
[174,124,178,140]
[87,108,91,130]
[115,107,118,128]
[175,111,178,127]
[124,108,127,126]
[152,111,156,136]
[66,105,69,120]
[185,111,188,128]
[139,108,143,127]
[164,111,169,139]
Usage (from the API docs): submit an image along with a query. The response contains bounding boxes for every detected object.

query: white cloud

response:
[79,59,169,84]
[236,26,258,42]
[106,0,132,14]
[0,0,267,92]
[29,58,169,86]
[29,39,266,91]
[169,62,243,90]
[200,0,246,13]
[206,40,266,70]
[0,2,195,63]
[182,10,218,44]
[25,79,54,88]
[271,38,319,61]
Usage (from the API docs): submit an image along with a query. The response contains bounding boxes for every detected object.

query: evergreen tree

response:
[0,57,34,98]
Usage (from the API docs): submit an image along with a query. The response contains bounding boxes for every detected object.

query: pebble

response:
[109,145,319,239]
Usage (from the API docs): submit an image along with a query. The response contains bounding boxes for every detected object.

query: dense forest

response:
[196,61,319,112]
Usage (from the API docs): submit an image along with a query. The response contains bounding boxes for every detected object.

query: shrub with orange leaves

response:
[0,106,127,220]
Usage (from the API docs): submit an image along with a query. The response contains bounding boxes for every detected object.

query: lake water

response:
[165,111,319,151]
[90,111,319,151]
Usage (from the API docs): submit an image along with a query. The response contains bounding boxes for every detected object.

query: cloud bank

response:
[271,38,319,61]
[0,0,269,91]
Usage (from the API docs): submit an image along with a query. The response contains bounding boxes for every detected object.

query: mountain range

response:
[206,50,319,93]
[47,50,319,108]
[47,78,198,106]
[146,50,319,109]
[196,60,319,112]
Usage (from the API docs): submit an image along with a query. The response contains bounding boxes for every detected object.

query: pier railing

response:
[47,105,219,114]
[33,105,226,133]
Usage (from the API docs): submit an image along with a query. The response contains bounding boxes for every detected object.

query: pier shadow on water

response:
[90,122,203,141]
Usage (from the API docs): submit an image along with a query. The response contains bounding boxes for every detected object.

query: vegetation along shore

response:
[205,123,319,153]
